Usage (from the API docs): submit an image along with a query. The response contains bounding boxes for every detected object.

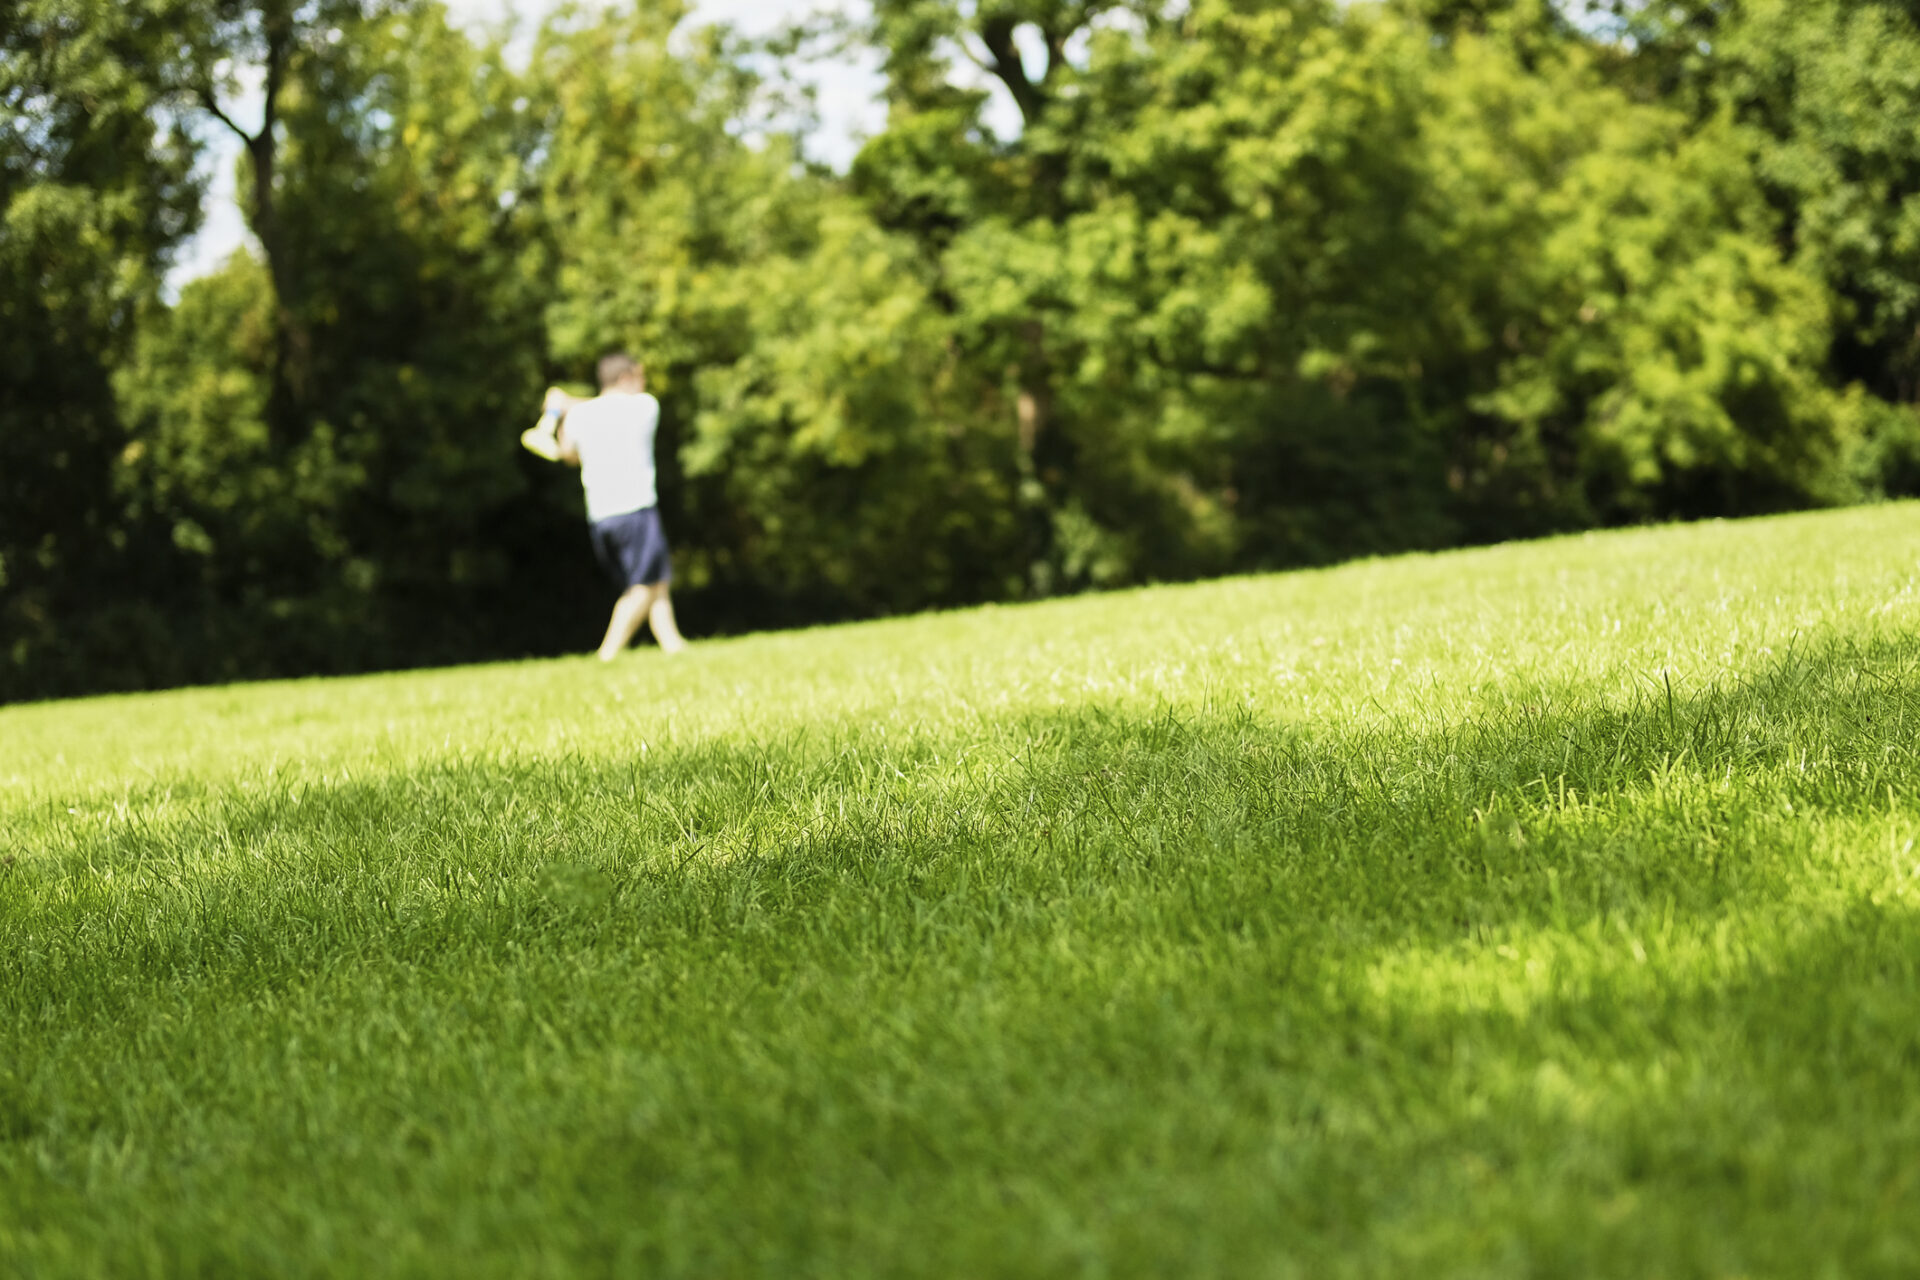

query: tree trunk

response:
[199,13,311,454]
[971,13,1081,590]
[245,125,313,453]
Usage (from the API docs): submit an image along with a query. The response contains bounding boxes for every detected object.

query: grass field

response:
[6,506,1920,1277]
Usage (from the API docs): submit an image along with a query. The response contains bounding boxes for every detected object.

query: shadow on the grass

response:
[5,628,1920,1275]
[8,625,1920,994]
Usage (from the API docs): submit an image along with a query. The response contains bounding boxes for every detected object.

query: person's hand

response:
[543,386,575,413]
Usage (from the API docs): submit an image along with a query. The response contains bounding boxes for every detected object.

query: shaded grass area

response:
[5,511,1920,1276]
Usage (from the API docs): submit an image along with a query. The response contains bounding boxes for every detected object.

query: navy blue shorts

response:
[589,507,672,588]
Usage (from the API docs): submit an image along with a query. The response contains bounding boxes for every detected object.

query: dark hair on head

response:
[597,351,641,390]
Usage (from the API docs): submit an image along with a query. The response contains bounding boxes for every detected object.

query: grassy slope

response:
[4,506,1920,1277]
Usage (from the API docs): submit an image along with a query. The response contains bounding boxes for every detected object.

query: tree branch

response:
[1040,24,1068,87]
[259,18,289,146]
[196,85,257,145]
[953,33,998,79]
[977,16,1043,125]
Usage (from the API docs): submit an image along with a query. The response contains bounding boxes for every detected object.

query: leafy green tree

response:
[851,0,1852,582]
[1,0,198,698]
[150,0,400,449]
[113,0,575,676]
[1716,3,1920,398]
[1426,33,1845,522]
[1573,0,1920,493]
[684,200,1024,613]
[4,0,1905,698]
[528,3,1021,619]
[855,0,1188,590]
[266,0,558,659]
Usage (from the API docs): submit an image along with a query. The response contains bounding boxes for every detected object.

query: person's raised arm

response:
[545,387,583,466]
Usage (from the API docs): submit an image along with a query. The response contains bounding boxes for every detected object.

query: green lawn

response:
[5,506,1920,1278]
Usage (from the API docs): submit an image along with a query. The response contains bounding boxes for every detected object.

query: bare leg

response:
[647,584,688,653]
[597,584,657,661]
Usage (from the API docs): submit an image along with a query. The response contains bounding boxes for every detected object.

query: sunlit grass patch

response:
[5,506,1920,1277]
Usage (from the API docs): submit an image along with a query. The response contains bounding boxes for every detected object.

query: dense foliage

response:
[5,0,1919,698]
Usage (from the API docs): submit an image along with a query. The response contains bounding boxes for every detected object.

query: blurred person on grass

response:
[534,352,689,660]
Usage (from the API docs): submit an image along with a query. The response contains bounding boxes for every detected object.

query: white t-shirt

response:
[563,392,659,522]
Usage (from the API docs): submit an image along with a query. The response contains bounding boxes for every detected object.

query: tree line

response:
[5,0,1919,700]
